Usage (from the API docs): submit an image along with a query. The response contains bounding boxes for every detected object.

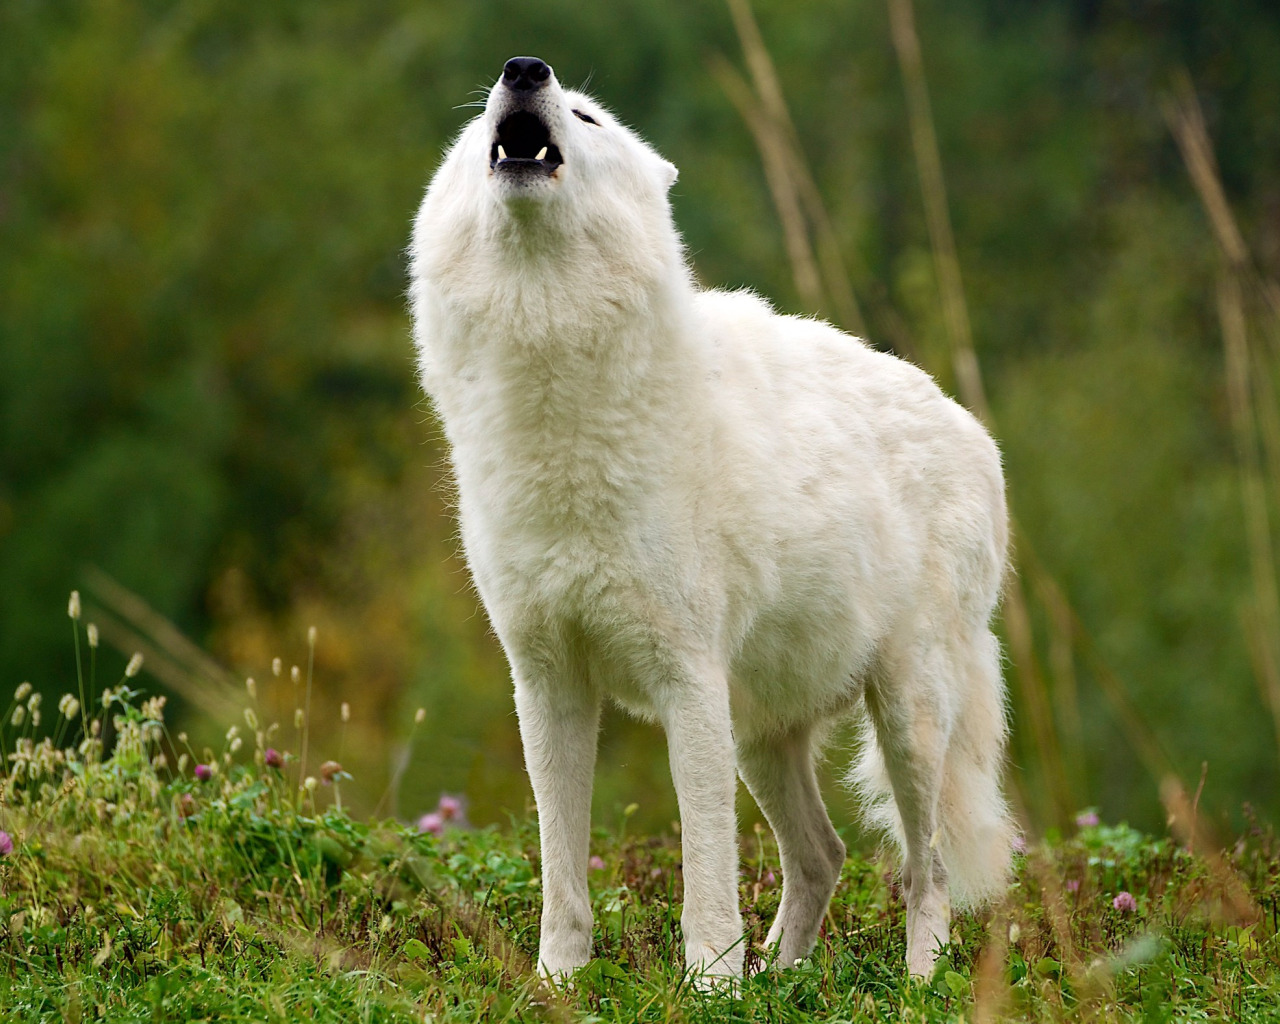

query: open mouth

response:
[490,111,563,173]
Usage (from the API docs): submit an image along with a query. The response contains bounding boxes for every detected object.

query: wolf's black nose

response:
[503,56,551,92]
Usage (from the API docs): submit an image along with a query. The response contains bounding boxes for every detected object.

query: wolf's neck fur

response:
[428,209,707,527]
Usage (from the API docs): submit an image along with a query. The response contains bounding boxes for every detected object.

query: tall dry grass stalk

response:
[886,0,988,422]
[720,0,867,338]
[1160,774,1259,926]
[1165,77,1280,763]
[85,566,244,723]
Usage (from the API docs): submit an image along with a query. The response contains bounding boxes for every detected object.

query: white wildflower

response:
[124,653,143,678]
[68,590,81,620]
[87,622,99,648]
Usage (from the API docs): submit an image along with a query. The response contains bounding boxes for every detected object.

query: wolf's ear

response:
[661,160,679,189]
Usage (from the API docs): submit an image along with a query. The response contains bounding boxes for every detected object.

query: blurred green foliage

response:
[2,0,1279,834]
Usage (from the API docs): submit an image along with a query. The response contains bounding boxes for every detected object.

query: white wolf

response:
[409,56,1013,984]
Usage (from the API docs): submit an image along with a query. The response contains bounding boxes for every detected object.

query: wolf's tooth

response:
[536,146,548,161]
[497,145,507,160]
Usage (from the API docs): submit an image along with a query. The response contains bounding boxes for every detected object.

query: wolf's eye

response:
[572,109,599,126]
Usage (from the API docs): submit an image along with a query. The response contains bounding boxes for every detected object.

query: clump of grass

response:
[1,594,1278,1021]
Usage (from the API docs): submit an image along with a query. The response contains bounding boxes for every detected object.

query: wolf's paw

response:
[683,942,744,994]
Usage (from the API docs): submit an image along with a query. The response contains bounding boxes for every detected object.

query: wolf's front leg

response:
[661,671,744,985]
[514,675,601,980]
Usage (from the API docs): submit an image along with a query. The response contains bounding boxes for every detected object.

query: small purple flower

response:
[194,763,213,782]
[1011,833,1028,854]
[1075,810,1100,828]
[417,812,444,836]
[588,855,606,871]
[264,747,284,769]
[1065,878,1080,893]
[438,794,463,820]
[762,869,777,886]
[0,830,13,856]
[1112,891,1137,913]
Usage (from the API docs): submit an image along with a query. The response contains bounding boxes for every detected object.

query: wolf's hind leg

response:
[862,644,955,978]
[737,726,846,967]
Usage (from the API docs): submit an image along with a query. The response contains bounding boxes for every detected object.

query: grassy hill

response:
[1,648,1278,1022]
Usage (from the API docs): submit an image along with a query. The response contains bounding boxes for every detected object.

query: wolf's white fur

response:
[410,62,1013,983]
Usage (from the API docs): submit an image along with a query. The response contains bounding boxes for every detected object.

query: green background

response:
[3,0,1279,837]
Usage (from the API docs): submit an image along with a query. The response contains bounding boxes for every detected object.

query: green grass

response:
[1,669,1279,1020]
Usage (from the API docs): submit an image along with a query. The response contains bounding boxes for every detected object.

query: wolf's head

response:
[412,58,688,347]
[423,57,679,231]
[477,56,678,206]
